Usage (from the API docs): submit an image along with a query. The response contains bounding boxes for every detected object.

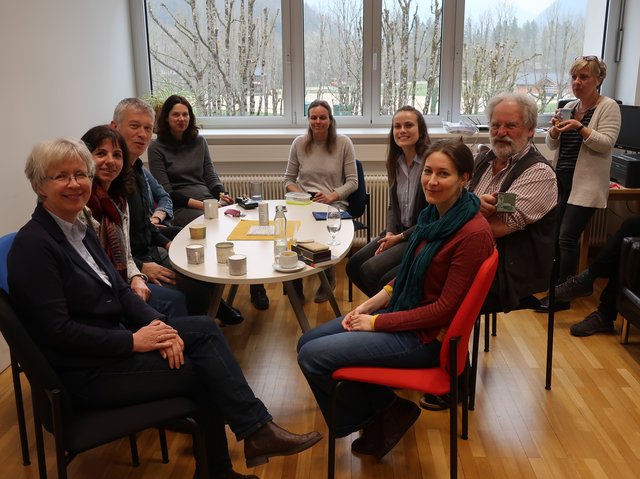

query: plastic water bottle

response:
[273,205,288,263]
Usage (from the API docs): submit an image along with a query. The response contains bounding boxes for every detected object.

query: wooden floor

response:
[3,262,640,479]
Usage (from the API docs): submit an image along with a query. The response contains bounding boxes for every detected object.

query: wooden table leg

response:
[318,269,342,317]
[283,280,311,332]
[207,284,225,321]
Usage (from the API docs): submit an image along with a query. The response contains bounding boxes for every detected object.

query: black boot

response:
[250,284,269,310]
[217,300,244,325]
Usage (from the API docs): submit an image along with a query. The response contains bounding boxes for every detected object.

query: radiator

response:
[220,174,389,246]
[588,208,608,247]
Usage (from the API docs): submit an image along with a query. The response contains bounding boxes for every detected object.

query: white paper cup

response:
[215,242,234,264]
[227,254,247,276]
[278,250,298,268]
[204,199,219,219]
[186,244,205,264]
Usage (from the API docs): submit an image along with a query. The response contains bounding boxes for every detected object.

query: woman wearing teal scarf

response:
[297,139,495,459]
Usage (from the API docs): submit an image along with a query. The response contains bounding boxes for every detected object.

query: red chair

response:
[327,248,498,479]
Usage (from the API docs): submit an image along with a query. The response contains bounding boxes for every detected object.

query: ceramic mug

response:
[215,242,234,264]
[189,224,206,240]
[186,244,205,264]
[203,199,219,219]
[227,254,247,276]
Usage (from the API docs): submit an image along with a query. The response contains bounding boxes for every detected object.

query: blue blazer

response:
[8,204,162,371]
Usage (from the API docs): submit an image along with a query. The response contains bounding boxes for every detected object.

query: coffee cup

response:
[215,242,234,264]
[227,254,247,276]
[278,250,299,269]
[204,199,219,219]
[186,244,205,264]
[189,224,206,240]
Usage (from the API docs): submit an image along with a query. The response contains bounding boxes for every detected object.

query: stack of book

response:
[292,241,332,265]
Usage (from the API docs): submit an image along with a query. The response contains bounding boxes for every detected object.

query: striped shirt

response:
[470,144,558,232]
[556,108,595,172]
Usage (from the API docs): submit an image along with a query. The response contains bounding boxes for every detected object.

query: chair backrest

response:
[347,159,367,219]
[0,234,68,431]
[440,248,499,376]
[0,232,17,293]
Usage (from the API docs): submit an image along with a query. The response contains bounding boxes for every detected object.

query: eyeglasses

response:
[45,172,93,184]
[577,55,599,62]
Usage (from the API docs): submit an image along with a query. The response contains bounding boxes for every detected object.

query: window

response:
[304,0,364,117]
[146,0,283,118]
[143,0,609,127]
[460,0,602,117]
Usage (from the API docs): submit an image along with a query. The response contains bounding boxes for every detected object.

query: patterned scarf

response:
[87,183,129,281]
[388,190,480,312]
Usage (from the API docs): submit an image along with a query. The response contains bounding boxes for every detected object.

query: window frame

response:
[136,0,619,131]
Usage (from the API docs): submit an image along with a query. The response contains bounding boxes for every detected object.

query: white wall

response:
[0,0,137,368]
[613,0,640,104]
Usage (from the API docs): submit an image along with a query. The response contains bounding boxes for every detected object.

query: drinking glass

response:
[326,206,342,246]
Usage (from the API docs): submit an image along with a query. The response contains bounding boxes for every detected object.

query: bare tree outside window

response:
[303,0,364,116]
[462,0,587,116]
[380,0,441,116]
[147,0,282,117]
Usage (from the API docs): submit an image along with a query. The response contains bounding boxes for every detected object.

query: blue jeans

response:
[297,316,440,437]
[61,316,272,478]
[148,283,189,318]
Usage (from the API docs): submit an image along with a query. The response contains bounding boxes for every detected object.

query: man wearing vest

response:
[420,93,558,411]
[468,93,558,313]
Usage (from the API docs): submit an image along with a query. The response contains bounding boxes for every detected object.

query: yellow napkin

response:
[227,219,301,241]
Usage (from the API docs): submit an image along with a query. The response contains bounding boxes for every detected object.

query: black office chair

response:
[346,159,371,302]
[0,232,30,466]
[0,291,209,479]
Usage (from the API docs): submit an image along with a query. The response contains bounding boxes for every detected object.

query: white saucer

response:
[272,261,306,273]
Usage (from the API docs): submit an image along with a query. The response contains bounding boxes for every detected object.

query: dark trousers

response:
[149,245,215,315]
[61,316,272,478]
[587,215,640,320]
[345,234,408,297]
[556,170,596,283]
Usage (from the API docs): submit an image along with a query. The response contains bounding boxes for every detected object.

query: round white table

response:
[168,200,355,331]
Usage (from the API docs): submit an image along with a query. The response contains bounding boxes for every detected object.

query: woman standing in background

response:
[539,56,620,316]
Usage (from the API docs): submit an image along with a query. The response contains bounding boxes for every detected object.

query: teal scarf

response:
[387,190,480,312]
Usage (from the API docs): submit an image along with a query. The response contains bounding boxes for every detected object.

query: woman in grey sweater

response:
[148,95,269,310]
[285,100,358,302]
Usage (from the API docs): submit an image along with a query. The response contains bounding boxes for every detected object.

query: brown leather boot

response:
[244,421,322,468]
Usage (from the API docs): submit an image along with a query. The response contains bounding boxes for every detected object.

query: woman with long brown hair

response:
[347,106,431,297]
